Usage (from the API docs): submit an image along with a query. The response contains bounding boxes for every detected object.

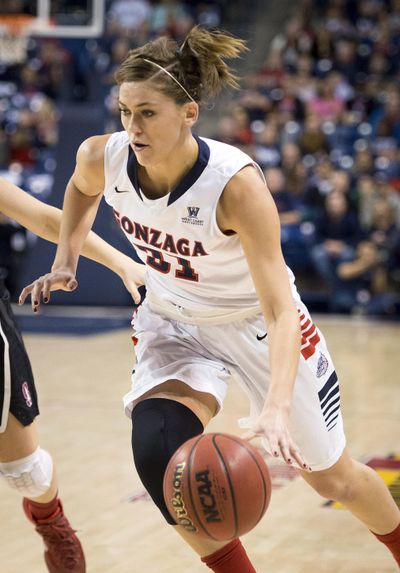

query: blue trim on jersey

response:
[167,134,210,205]
[126,134,210,205]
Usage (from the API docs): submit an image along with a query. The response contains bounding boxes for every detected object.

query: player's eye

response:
[142,110,154,117]
[119,108,130,115]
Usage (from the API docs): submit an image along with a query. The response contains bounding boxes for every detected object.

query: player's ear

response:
[183,102,198,126]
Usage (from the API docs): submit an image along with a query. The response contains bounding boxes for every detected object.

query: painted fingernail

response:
[33,307,37,313]
[43,298,48,303]
[274,451,279,457]
[34,301,38,306]
[287,458,292,464]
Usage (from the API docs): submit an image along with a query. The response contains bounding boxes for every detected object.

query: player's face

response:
[118,81,196,166]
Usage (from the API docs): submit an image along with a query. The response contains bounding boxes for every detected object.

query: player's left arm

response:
[217,165,308,469]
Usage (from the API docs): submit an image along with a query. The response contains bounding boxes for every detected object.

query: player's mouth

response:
[131,141,149,152]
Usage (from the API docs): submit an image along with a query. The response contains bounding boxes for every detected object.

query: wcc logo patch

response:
[181,206,204,226]
[316,352,329,378]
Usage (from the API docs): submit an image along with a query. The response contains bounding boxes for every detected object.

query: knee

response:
[0,447,53,498]
[131,398,203,524]
[306,469,356,504]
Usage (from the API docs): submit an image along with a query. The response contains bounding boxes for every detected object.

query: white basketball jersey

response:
[103,131,300,316]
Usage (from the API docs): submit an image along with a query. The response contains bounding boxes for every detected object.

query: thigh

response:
[123,303,231,420]
[0,413,39,462]
[136,379,219,428]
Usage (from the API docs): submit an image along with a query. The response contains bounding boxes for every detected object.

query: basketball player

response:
[0,176,144,573]
[20,27,400,573]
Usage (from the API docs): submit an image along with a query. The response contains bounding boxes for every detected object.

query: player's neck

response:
[139,135,199,199]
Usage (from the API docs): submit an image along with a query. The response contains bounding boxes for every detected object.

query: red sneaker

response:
[23,498,86,572]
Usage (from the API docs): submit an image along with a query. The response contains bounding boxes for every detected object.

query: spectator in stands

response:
[280,142,306,198]
[329,169,358,211]
[303,155,335,219]
[150,0,194,39]
[265,166,302,226]
[33,96,59,150]
[375,173,400,224]
[368,199,400,275]
[352,148,375,178]
[336,239,397,315]
[310,190,362,305]
[356,174,379,229]
[107,0,151,41]
[307,75,345,122]
[229,105,254,146]
[298,113,328,155]
[254,123,281,169]
[332,36,358,82]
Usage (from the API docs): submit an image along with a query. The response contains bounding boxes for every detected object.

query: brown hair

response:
[115,26,248,105]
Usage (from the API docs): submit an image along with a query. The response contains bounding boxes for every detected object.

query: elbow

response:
[39,210,61,243]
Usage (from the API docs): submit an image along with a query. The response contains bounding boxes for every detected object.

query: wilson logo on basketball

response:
[195,470,222,523]
[170,462,198,532]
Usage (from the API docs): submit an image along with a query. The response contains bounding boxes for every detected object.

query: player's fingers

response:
[19,284,33,305]
[31,281,45,312]
[42,279,52,303]
[287,441,312,471]
[66,277,77,290]
[128,283,142,305]
[267,436,280,458]
[280,443,293,465]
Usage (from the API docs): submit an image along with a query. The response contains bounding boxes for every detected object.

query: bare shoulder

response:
[73,134,112,195]
[218,164,272,232]
[76,134,112,167]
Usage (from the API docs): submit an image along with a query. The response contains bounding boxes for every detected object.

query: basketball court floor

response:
[1,313,399,572]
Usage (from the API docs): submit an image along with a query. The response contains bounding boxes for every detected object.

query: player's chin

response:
[131,145,151,162]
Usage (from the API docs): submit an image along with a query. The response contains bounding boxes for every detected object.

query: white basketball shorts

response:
[123,299,346,471]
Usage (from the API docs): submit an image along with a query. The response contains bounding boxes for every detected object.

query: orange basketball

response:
[163,432,271,541]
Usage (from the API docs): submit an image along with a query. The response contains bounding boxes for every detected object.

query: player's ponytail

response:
[115,26,247,105]
[178,26,248,102]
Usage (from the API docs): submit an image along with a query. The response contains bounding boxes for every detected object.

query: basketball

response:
[163,432,271,541]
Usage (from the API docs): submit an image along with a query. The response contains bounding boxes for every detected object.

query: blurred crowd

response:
[0,0,399,316]
[212,0,400,316]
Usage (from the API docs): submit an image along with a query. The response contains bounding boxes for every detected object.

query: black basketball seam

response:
[186,434,220,540]
[212,433,239,539]
[224,434,270,524]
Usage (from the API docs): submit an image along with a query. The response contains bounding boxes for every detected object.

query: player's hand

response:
[19,270,78,312]
[115,256,146,305]
[242,406,312,471]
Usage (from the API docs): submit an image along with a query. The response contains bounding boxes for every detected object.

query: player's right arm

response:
[19,135,107,308]
[52,134,108,277]
[17,135,144,309]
